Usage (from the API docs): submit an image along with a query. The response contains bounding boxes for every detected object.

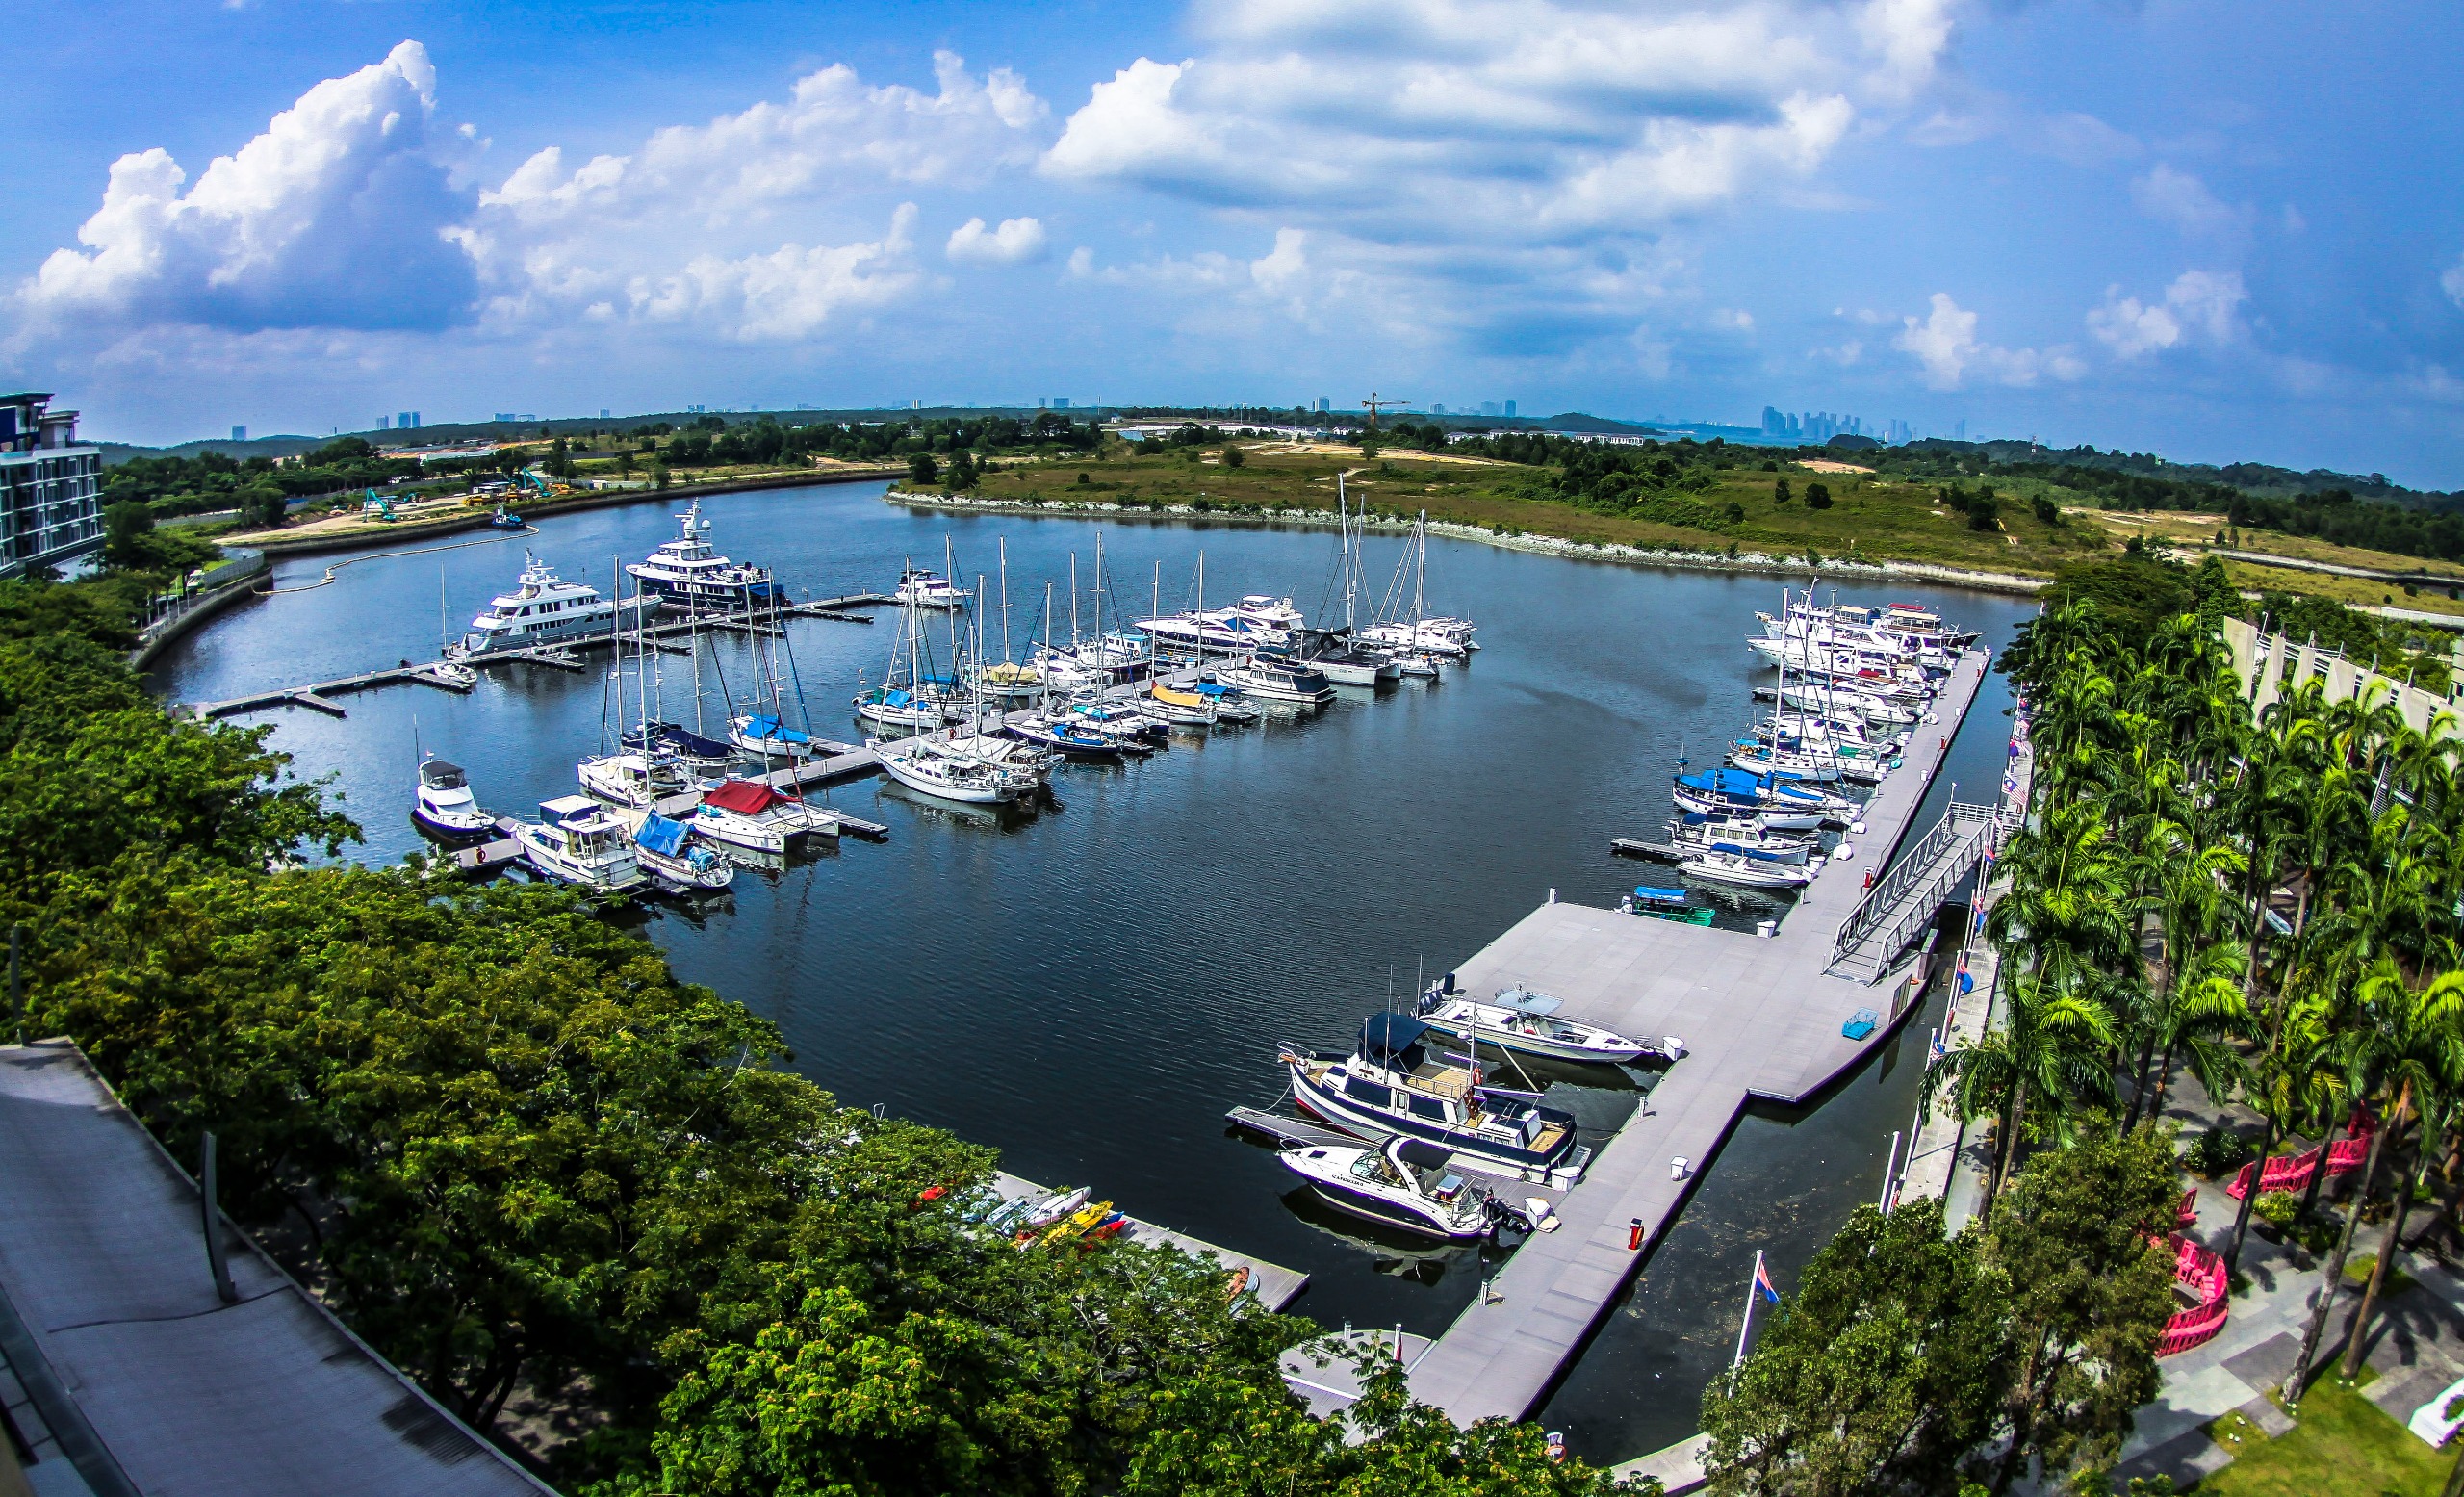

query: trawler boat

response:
[625,499,779,610]
[871,735,1046,804]
[449,553,657,658]
[578,749,692,808]
[691,778,838,852]
[893,567,967,609]
[411,758,494,841]
[1277,1137,1498,1241]
[518,796,649,892]
[1210,658,1335,707]
[1665,813,1813,865]
[1279,1014,1588,1187]
[619,810,736,892]
[1413,984,1660,1066]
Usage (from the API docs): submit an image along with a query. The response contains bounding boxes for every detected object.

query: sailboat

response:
[616,808,736,892]
[580,565,694,808]
[1302,479,1402,685]
[727,585,825,757]
[1360,511,1476,658]
[431,566,478,688]
[856,556,963,731]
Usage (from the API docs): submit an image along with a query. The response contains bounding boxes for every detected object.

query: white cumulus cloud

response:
[1040,0,1920,246]
[2130,164,2248,243]
[15,40,476,332]
[2444,252,2464,311]
[629,204,920,342]
[946,215,1048,265]
[2086,270,2245,359]
[1894,292,2081,389]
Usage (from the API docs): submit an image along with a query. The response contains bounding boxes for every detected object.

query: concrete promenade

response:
[1402,650,1992,1424]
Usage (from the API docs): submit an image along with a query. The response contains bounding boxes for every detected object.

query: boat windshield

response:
[420,761,468,790]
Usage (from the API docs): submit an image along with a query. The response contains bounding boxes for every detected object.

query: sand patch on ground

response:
[1793,458,1875,474]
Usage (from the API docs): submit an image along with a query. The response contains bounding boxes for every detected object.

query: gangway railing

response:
[1827,800,2019,983]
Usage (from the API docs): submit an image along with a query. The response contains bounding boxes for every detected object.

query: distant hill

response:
[95,436,326,467]
[1901,438,2461,509]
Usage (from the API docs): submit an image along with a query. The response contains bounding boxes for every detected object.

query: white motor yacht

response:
[1279,1014,1588,1188]
[625,499,779,610]
[893,567,967,609]
[518,796,649,892]
[690,778,838,852]
[1680,849,1816,890]
[410,757,494,841]
[449,553,657,658]
[1277,1137,1497,1241]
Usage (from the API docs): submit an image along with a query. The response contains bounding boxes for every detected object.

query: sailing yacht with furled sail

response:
[1359,511,1476,658]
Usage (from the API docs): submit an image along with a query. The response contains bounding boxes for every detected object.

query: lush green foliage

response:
[0,574,1631,1495]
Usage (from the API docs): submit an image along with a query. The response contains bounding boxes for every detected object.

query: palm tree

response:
[1924,968,2119,1219]
[2226,994,2348,1275]
[2337,968,2464,1380]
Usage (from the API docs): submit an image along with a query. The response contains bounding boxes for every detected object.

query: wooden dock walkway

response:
[1386,649,1993,1427]
[988,1172,1309,1313]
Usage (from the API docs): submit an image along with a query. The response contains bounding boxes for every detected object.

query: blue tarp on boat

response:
[743,714,810,743]
[1633,886,1690,904]
[635,813,689,857]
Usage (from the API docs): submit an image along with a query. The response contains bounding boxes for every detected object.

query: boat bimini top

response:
[1487,984,1565,1019]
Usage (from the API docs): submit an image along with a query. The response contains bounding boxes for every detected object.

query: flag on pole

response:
[1753,1256,1782,1305]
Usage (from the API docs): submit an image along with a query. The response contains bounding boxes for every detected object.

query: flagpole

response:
[1732,1250,1764,1370]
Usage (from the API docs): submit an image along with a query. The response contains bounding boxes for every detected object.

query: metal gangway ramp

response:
[1826,799,2017,982]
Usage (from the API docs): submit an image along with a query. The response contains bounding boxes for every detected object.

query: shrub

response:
[2252,1189,2298,1227]
[2183,1126,2251,1177]
[1806,482,1833,510]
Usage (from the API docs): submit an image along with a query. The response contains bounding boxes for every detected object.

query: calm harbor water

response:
[149,481,2030,1460]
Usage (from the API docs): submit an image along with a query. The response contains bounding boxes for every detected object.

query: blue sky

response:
[5,1,2461,485]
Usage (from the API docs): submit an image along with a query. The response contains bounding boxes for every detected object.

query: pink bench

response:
[2156,1234,2230,1356]
[2226,1111,2376,1200]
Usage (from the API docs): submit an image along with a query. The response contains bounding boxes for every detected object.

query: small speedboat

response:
[488,506,525,529]
[1414,983,1661,1065]
[1279,1014,1587,1187]
[1627,885,1715,924]
[620,809,735,892]
[411,757,494,841]
[1191,682,1261,722]
[1680,849,1815,890]
[1278,1136,1497,1241]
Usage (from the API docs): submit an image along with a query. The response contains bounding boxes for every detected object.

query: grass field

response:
[2223,560,2464,621]
[949,443,2120,580]
[2199,1373,2451,1497]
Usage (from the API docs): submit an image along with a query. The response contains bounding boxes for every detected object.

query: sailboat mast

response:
[1069,553,1080,649]
[998,536,1013,666]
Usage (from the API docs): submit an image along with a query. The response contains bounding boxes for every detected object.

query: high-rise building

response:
[376,416,391,430]
[1478,401,1499,417]
[1954,419,1967,440]
[1761,406,1787,438]
[1317,397,1331,413]
[398,411,422,429]
[1432,403,1448,415]
[230,425,247,442]
[1504,400,1517,418]
[1052,397,1070,409]
[0,394,104,581]
[599,408,610,420]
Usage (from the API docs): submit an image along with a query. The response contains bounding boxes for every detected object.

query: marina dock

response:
[1345,649,1996,1426]
[187,593,889,720]
[988,1172,1309,1312]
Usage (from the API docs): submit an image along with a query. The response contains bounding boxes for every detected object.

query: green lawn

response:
[2197,1374,2452,1497]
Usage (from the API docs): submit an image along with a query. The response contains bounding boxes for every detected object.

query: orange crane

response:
[1360,393,1410,429]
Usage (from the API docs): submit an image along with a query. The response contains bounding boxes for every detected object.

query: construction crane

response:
[1360,393,1410,429]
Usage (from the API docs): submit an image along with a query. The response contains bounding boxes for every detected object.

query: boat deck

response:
[1389,649,1988,1426]
[988,1172,1309,1313]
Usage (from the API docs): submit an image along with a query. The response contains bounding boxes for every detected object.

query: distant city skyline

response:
[4,2,2459,483]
